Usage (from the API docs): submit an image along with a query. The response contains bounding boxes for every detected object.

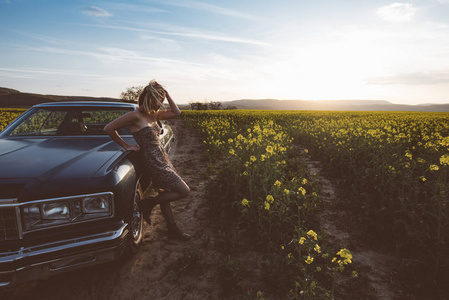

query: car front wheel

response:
[126,182,144,252]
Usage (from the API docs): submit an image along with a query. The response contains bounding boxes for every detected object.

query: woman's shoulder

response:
[133,108,158,122]
[123,109,142,121]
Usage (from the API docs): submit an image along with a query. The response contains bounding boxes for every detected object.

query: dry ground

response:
[302,149,411,300]
[2,118,407,300]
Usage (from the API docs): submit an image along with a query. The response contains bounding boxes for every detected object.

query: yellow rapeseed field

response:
[183,110,449,297]
[0,108,25,131]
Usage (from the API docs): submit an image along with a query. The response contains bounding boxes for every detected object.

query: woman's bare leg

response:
[160,202,174,224]
[158,180,191,240]
[152,179,190,205]
[140,179,189,212]
[139,180,191,240]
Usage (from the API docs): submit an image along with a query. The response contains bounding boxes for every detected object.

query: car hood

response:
[0,137,127,181]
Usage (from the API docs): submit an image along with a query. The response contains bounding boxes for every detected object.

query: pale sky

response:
[1,0,449,104]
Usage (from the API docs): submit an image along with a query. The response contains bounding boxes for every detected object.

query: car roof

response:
[33,101,138,109]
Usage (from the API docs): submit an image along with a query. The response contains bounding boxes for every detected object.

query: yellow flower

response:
[352,271,358,278]
[440,154,449,166]
[302,178,308,185]
[274,180,282,187]
[228,138,233,143]
[314,244,321,253]
[337,248,352,259]
[287,253,292,259]
[298,187,306,196]
[284,188,290,195]
[405,150,412,159]
[307,230,318,240]
[430,164,439,171]
[229,149,235,155]
[266,195,274,203]
[336,248,353,265]
[264,201,270,210]
[266,145,273,154]
[304,149,309,153]
[260,154,266,161]
[250,155,256,162]
[299,237,306,245]
[417,158,426,164]
[243,171,248,176]
[305,256,314,264]
[241,198,250,207]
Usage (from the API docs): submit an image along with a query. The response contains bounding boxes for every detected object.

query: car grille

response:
[0,207,19,241]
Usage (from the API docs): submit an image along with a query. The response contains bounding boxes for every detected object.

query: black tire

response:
[126,182,144,253]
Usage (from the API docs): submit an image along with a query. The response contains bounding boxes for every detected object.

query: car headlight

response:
[22,192,113,231]
[83,195,110,213]
[42,202,70,219]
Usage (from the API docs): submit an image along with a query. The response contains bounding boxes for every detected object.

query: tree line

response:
[121,86,237,110]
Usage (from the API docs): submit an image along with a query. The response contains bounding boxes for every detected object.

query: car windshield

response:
[4,107,133,137]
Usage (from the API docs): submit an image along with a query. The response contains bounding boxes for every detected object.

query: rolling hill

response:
[222,99,449,112]
[2,88,449,111]
[0,87,123,107]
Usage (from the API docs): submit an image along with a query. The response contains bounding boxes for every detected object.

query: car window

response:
[80,110,132,135]
[10,109,66,136]
[7,107,133,136]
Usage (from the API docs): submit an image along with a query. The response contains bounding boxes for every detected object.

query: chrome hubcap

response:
[132,193,142,241]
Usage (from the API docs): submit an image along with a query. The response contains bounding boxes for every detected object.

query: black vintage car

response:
[0,101,175,287]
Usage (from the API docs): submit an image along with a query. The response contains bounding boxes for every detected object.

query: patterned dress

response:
[132,122,181,190]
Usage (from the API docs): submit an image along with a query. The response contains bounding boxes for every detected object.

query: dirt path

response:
[300,147,411,300]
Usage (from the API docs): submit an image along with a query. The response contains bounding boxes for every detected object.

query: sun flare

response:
[263,38,393,100]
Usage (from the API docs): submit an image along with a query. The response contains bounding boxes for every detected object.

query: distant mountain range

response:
[1,87,449,112]
[0,87,122,107]
[222,99,449,112]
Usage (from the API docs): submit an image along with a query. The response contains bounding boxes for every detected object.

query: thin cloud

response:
[82,6,113,17]
[377,3,416,22]
[162,0,264,21]
[30,45,203,67]
[105,3,168,14]
[154,29,270,46]
[366,71,449,85]
[139,35,184,51]
[81,23,271,46]
[0,67,102,79]
[14,30,75,46]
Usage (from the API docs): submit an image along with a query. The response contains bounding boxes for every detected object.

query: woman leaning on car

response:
[104,80,191,241]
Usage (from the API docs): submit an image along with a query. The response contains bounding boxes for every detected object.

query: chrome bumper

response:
[0,223,129,287]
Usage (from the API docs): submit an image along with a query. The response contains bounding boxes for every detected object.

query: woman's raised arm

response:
[104,111,140,151]
[158,90,181,120]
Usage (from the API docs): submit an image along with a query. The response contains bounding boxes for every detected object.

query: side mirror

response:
[157,121,164,134]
